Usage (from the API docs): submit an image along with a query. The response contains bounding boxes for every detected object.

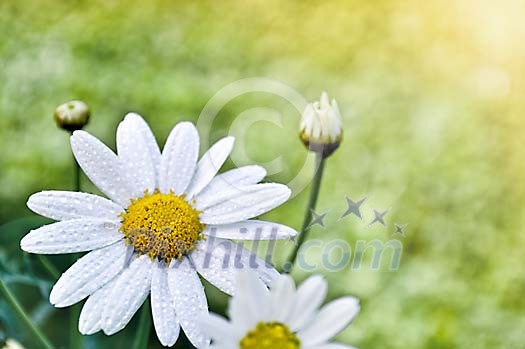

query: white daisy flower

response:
[20,113,297,348]
[203,272,360,349]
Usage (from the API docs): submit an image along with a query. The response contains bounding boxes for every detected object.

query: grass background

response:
[1,0,525,348]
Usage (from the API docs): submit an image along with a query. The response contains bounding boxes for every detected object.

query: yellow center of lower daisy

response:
[119,190,204,264]
[240,322,300,349]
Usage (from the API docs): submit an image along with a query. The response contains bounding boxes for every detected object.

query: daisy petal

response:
[21,219,122,254]
[117,113,159,196]
[123,113,161,172]
[191,238,278,296]
[270,274,296,322]
[185,136,235,198]
[70,130,133,207]
[27,191,124,221]
[159,122,199,195]
[298,297,360,346]
[203,220,297,240]
[211,164,266,186]
[79,277,118,335]
[198,184,291,224]
[195,165,266,203]
[228,271,271,330]
[288,275,328,331]
[201,313,240,346]
[50,241,130,307]
[151,261,180,347]
[168,258,210,348]
[102,255,153,335]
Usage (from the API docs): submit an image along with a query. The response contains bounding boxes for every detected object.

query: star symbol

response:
[369,209,389,226]
[392,223,407,237]
[307,209,329,230]
[340,196,367,220]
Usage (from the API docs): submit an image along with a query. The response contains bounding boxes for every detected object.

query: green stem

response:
[0,278,54,349]
[72,132,81,192]
[132,302,152,349]
[69,304,81,349]
[69,143,82,349]
[73,158,80,192]
[37,255,60,279]
[287,152,326,271]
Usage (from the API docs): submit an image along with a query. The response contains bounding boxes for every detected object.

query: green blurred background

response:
[1,0,525,348]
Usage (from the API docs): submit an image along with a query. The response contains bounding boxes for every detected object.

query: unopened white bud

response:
[299,92,343,157]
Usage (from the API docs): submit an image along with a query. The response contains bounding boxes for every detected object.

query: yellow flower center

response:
[240,322,300,349]
[119,190,205,264]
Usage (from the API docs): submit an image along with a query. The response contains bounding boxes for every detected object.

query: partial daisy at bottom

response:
[203,273,360,349]
[20,113,297,348]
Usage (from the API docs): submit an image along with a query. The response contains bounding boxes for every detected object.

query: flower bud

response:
[299,92,343,157]
[54,100,90,132]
